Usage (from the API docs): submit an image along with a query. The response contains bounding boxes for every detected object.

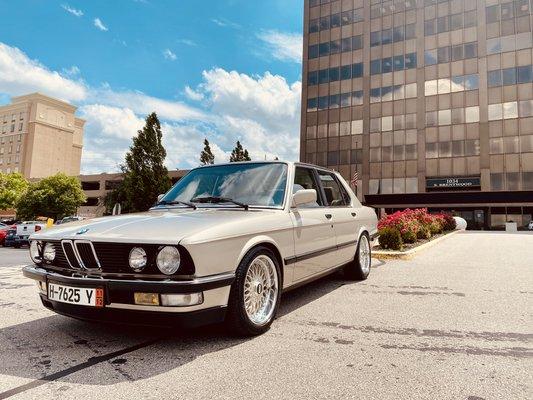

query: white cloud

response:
[61,4,83,17]
[177,39,197,47]
[211,18,241,29]
[186,68,302,163]
[94,18,108,31]
[91,87,204,122]
[257,30,302,63]
[78,105,145,173]
[200,68,301,133]
[162,49,177,61]
[184,86,204,101]
[62,65,80,77]
[0,43,87,101]
[79,66,303,172]
[0,42,301,173]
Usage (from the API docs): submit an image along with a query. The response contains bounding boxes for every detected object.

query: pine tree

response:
[199,138,215,165]
[118,112,171,212]
[229,141,251,162]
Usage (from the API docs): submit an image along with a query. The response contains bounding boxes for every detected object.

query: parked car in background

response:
[0,223,11,246]
[56,216,86,225]
[15,221,46,248]
[3,228,18,247]
[24,161,378,336]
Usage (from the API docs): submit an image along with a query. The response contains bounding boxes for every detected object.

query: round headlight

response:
[156,246,181,275]
[43,242,56,262]
[129,247,147,272]
[29,241,41,263]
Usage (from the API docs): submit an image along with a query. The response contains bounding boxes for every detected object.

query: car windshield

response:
[160,163,288,208]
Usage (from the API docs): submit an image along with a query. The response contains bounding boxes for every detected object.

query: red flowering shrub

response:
[378,208,421,243]
[441,214,457,231]
[417,225,431,239]
[378,208,451,246]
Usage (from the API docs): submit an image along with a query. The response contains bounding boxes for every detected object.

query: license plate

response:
[47,282,104,307]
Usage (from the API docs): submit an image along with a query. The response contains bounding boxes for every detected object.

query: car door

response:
[289,166,337,282]
[315,169,358,266]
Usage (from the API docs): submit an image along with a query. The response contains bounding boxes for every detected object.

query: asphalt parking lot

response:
[0,232,531,400]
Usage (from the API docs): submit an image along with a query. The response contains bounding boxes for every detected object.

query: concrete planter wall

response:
[505,222,518,232]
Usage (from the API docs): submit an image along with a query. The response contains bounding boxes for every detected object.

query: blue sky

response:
[0,0,303,173]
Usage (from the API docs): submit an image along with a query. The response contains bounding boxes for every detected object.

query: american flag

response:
[350,171,358,187]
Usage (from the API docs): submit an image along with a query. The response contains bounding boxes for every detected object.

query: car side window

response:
[293,167,323,207]
[317,170,350,207]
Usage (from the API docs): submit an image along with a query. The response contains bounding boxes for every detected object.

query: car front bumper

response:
[23,265,235,328]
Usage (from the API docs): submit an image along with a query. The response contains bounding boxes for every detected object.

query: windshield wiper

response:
[156,200,197,209]
[190,196,249,210]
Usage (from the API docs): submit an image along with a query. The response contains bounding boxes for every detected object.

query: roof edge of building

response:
[11,93,78,112]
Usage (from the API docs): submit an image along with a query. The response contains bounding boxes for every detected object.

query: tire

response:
[225,246,281,336]
[14,244,21,249]
[344,232,371,281]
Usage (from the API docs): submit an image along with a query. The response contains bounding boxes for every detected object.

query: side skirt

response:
[281,262,350,294]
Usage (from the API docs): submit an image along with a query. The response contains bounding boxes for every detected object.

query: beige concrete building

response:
[78,169,189,217]
[301,0,533,229]
[0,93,85,178]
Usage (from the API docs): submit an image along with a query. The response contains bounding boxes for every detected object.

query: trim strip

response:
[22,266,235,294]
[284,239,357,265]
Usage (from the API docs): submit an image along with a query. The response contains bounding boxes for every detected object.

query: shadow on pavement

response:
[0,271,353,390]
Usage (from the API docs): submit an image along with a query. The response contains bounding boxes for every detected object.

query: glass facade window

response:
[465,106,480,123]
[371,24,415,47]
[502,67,517,85]
[352,91,363,106]
[488,70,502,87]
[491,173,504,191]
[308,35,365,59]
[490,137,504,154]
[519,100,533,117]
[517,65,533,83]
[329,94,340,109]
[309,45,318,59]
[308,71,318,86]
[352,63,363,78]
[370,59,381,75]
[521,135,533,152]
[303,0,533,206]
[307,98,317,112]
[425,49,437,65]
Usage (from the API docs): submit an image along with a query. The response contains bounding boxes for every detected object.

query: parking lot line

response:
[0,338,161,400]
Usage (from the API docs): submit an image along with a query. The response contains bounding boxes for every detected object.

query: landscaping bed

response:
[376,208,457,252]
[375,231,448,252]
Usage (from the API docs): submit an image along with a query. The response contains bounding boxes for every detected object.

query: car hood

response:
[31,208,282,244]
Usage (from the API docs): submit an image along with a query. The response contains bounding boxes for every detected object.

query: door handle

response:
[325,214,332,219]
[351,212,357,217]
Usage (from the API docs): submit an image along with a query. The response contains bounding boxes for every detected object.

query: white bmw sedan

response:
[23,162,378,336]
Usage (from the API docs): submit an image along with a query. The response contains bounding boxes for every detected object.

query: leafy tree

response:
[199,138,215,165]
[229,141,251,162]
[115,112,171,212]
[103,184,126,215]
[0,172,29,210]
[16,173,86,220]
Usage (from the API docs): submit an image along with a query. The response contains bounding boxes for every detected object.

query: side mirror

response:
[157,194,164,203]
[291,189,317,208]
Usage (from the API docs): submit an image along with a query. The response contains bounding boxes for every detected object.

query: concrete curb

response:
[373,230,461,260]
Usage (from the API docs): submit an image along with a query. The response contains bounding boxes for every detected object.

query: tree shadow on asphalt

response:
[0,271,363,389]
